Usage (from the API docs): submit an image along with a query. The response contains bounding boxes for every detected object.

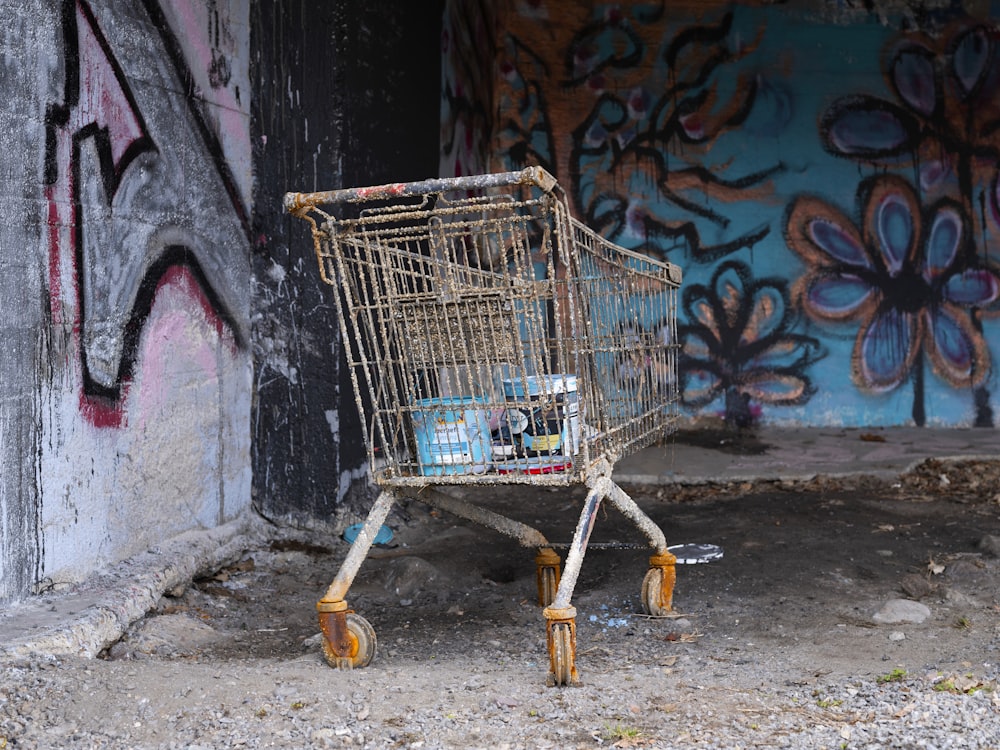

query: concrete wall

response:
[0,0,443,607]
[250,0,443,529]
[1,0,253,604]
[443,0,1000,427]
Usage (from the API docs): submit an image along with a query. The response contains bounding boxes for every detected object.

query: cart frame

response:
[285,167,683,685]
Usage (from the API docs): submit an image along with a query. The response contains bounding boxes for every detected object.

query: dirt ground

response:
[3,454,1000,748]
[160,457,1000,682]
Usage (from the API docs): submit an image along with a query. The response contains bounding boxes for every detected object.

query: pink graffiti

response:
[46,0,239,429]
[134,265,236,434]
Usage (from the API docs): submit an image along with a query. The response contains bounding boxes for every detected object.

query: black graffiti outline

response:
[677,260,825,419]
[497,33,557,174]
[140,0,250,239]
[567,12,782,263]
[560,7,644,88]
[44,0,247,414]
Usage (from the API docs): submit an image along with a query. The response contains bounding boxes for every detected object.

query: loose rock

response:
[872,598,931,625]
[899,573,935,599]
[979,534,1000,558]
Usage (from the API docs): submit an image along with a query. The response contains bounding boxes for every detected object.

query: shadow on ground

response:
[122,461,1000,686]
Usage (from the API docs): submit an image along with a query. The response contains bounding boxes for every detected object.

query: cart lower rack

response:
[285,167,696,686]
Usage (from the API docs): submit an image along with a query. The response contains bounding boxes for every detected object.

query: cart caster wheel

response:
[535,549,561,607]
[546,621,579,687]
[321,612,377,669]
[641,566,674,617]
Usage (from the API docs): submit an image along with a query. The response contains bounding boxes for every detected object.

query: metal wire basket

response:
[285,167,685,685]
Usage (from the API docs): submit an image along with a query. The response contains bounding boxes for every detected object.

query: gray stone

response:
[899,573,935,600]
[872,598,931,625]
[979,534,1000,558]
[944,559,982,580]
[125,612,221,656]
[943,588,985,609]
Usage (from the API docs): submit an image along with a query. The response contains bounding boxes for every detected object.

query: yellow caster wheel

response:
[546,621,578,686]
[641,567,673,616]
[321,612,377,669]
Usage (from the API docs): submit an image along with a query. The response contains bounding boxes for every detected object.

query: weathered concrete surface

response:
[615,427,1000,485]
[0,514,266,660]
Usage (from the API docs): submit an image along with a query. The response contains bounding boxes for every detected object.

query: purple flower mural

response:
[679,260,824,426]
[820,22,1000,253]
[787,174,1000,423]
[813,20,1000,425]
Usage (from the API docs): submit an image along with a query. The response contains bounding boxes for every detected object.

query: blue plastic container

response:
[411,396,491,476]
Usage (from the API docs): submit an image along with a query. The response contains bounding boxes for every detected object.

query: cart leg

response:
[316,489,396,669]
[602,480,677,615]
[419,487,549,548]
[549,478,607,611]
[541,479,608,686]
[535,548,561,607]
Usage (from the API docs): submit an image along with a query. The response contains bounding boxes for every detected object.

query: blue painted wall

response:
[443,0,1000,427]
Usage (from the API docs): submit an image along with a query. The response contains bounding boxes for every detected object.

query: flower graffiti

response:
[569,10,785,264]
[486,6,788,263]
[820,22,1000,248]
[678,260,824,425]
[787,174,1000,422]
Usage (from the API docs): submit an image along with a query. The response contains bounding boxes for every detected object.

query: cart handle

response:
[283,166,559,215]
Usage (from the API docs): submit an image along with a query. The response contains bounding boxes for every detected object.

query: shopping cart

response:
[284,167,685,685]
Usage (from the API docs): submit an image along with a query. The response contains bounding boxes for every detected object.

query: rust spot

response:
[318,609,353,660]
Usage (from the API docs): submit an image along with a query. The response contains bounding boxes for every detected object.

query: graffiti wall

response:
[443,0,1000,427]
[0,0,253,603]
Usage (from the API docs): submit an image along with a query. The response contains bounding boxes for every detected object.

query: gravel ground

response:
[1,654,998,748]
[2,461,1000,748]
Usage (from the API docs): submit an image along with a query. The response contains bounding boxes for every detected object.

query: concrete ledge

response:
[0,513,269,661]
[614,427,1000,486]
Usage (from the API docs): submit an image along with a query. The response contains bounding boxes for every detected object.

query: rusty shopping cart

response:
[284,167,686,686]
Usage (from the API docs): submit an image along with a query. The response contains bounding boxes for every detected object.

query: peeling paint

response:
[250,0,442,527]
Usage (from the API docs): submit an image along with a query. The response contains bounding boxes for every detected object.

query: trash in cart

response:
[284,166,717,686]
[411,396,491,475]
